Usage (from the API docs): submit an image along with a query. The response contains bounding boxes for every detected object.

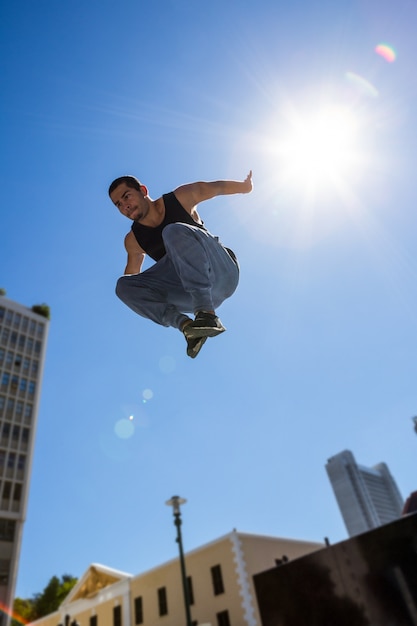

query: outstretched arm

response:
[174,171,253,212]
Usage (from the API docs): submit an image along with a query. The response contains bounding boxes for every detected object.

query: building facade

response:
[254,512,417,626]
[26,531,322,626]
[0,295,50,624]
[325,449,404,537]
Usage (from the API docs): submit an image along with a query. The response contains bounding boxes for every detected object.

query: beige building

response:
[0,295,50,626]
[28,530,322,626]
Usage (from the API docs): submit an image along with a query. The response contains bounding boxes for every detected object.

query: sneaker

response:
[183,311,226,339]
[185,334,207,359]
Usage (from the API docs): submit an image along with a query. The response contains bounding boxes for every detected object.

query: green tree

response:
[31,303,50,320]
[12,574,77,624]
[11,597,34,624]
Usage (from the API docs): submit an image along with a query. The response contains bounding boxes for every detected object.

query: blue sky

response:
[1,0,416,599]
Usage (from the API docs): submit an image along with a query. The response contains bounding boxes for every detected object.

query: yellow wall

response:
[239,533,322,574]
[27,532,324,626]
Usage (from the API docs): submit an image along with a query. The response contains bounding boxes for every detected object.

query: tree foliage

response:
[31,303,51,320]
[12,574,77,624]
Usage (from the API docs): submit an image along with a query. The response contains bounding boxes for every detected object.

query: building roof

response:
[63,563,132,605]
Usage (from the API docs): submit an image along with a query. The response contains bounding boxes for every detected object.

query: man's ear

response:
[140,184,148,196]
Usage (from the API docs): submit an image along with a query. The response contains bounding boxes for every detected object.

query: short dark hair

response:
[108,175,142,197]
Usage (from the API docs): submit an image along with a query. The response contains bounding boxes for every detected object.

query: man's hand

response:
[242,170,253,194]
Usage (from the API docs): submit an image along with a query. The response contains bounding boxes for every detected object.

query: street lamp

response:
[166,495,193,626]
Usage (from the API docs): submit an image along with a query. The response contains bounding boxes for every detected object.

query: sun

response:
[278,103,360,190]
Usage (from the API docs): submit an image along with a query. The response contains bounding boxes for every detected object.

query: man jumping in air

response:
[109,171,253,358]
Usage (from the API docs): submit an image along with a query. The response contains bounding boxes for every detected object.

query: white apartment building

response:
[0,295,50,625]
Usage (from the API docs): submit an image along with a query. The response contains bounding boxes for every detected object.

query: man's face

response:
[110,183,148,221]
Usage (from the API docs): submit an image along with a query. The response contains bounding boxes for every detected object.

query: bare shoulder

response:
[172,183,197,212]
[173,182,210,212]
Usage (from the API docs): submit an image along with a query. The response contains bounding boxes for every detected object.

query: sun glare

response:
[279,104,360,189]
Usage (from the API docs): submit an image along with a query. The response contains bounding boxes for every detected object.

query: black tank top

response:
[131,192,207,261]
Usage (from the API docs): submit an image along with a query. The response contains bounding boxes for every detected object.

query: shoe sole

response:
[184,326,226,340]
[187,336,207,358]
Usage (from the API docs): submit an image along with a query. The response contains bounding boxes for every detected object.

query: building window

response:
[216,610,231,626]
[22,428,29,445]
[17,455,25,478]
[12,426,20,443]
[2,423,10,444]
[113,605,122,626]
[28,381,36,396]
[0,559,10,585]
[0,349,4,364]
[24,404,32,423]
[211,564,225,595]
[187,576,195,605]
[158,587,168,616]
[6,399,15,419]
[1,373,10,390]
[0,519,15,542]
[7,453,16,472]
[134,596,143,624]
[15,401,23,420]
[1,329,10,346]
[89,616,97,626]
[13,483,21,503]
[2,482,12,500]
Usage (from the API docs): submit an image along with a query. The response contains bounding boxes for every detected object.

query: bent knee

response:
[162,222,189,242]
[115,275,131,300]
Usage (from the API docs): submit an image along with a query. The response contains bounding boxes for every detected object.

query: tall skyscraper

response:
[0,295,49,624]
[325,449,404,537]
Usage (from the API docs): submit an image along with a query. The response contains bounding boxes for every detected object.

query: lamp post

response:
[61,615,80,626]
[166,495,193,626]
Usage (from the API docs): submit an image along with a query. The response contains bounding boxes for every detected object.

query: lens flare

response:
[0,602,29,625]
[142,388,154,402]
[345,72,379,98]
[114,418,135,439]
[375,43,396,63]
